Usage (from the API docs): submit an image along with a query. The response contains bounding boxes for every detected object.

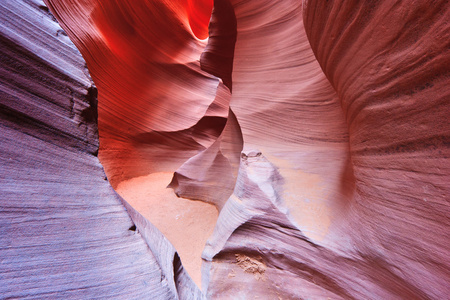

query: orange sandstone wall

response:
[1,0,449,298]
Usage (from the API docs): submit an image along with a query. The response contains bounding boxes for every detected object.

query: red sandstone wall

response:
[1,0,449,298]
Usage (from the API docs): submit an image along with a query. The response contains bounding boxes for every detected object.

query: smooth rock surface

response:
[2,0,449,299]
[45,0,244,287]
[0,1,202,298]
[116,172,218,288]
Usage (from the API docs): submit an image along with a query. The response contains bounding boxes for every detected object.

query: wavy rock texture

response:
[2,0,449,299]
[301,0,450,297]
[0,0,202,298]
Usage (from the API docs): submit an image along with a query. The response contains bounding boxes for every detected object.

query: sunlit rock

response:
[1,0,449,298]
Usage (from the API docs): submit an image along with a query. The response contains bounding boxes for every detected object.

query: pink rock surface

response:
[1,0,449,298]
[301,1,450,297]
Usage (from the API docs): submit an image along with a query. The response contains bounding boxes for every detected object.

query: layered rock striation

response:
[1,0,449,299]
[0,1,201,298]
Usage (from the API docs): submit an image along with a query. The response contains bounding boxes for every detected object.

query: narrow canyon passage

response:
[45,0,450,297]
[45,0,233,288]
[1,0,448,299]
[115,172,218,287]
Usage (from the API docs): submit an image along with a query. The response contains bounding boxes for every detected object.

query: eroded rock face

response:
[303,1,450,297]
[0,1,202,298]
[1,0,449,298]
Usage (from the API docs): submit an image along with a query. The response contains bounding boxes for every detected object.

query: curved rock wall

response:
[0,0,202,298]
[303,1,450,297]
[1,0,449,298]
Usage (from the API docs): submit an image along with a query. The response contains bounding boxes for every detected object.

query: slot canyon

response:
[1,0,449,299]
